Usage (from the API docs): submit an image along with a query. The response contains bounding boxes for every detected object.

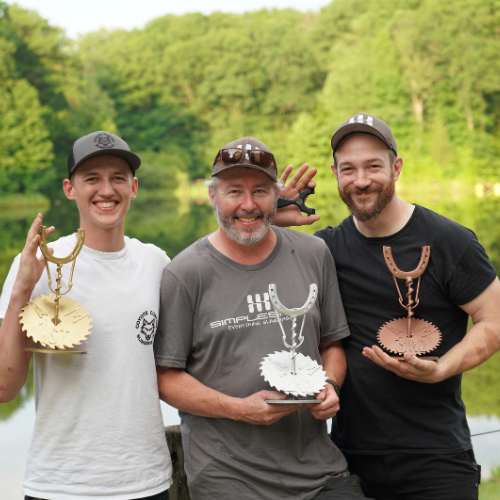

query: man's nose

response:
[239,191,257,212]
[99,179,115,196]
[353,170,371,189]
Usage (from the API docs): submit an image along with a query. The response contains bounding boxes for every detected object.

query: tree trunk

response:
[166,425,191,500]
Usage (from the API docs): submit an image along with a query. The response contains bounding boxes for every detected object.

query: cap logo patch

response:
[349,115,373,127]
[94,133,115,149]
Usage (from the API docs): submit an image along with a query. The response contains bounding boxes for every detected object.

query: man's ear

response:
[208,189,216,209]
[131,177,138,199]
[331,163,338,180]
[393,157,403,181]
[63,179,75,200]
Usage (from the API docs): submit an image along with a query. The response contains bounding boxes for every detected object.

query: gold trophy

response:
[20,226,92,354]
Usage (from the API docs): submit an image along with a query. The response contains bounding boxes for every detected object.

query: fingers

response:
[363,345,439,382]
[26,214,43,244]
[307,386,339,420]
[291,213,321,226]
[279,165,293,185]
[295,165,317,192]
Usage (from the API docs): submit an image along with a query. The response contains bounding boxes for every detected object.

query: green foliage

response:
[2,0,500,195]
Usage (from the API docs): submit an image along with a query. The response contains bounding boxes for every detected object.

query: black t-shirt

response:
[315,205,497,454]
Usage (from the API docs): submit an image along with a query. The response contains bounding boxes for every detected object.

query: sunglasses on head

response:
[213,148,276,169]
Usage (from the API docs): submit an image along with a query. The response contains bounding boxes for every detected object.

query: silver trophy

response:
[260,283,327,404]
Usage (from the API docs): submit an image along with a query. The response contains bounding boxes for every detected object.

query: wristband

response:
[326,379,340,396]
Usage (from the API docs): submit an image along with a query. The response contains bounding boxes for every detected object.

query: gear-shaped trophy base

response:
[377,317,441,358]
[260,350,327,403]
[20,294,92,353]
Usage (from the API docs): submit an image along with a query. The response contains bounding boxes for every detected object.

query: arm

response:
[362,278,500,383]
[307,340,346,420]
[156,366,303,425]
[0,214,54,402]
[273,164,321,227]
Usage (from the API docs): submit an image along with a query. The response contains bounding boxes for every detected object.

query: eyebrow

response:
[81,170,128,177]
[225,182,271,188]
[338,157,385,167]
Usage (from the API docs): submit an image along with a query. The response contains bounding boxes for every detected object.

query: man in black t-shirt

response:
[282,113,500,500]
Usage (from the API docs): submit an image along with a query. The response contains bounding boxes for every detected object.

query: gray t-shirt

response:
[154,227,350,500]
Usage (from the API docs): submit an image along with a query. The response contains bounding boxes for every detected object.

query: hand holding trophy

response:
[19,225,92,354]
[260,283,327,403]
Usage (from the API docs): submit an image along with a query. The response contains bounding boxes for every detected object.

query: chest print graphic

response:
[135,311,158,345]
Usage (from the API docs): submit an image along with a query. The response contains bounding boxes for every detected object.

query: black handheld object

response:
[277,187,316,215]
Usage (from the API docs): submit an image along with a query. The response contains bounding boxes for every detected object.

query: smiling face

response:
[63,155,138,234]
[333,133,402,222]
[210,167,277,246]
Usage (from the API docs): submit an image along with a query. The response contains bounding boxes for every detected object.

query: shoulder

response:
[275,226,329,252]
[314,216,350,244]
[125,237,170,264]
[163,237,209,278]
[416,205,476,241]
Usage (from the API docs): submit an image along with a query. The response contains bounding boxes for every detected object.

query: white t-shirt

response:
[0,235,173,500]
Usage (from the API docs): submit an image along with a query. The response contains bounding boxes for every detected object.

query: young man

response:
[154,137,371,500]
[0,132,172,500]
[312,114,500,500]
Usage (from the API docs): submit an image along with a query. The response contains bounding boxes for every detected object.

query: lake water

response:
[1,181,500,498]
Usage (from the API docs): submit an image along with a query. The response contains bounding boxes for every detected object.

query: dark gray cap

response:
[331,113,397,155]
[212,137,277,181]
[67,131,141,178]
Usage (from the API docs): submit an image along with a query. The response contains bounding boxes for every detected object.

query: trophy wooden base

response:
[25,347,86,354]
[266,398,324,404]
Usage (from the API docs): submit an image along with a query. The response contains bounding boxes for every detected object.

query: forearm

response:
[0,289,33,403]
[320,340,347,386]
[156,367,243,420]
[435,321,500,381]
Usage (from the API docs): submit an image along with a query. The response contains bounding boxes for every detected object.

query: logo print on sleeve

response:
[135,311,158,345]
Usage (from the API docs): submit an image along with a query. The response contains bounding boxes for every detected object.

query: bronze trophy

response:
[19,226,92,354]
[377,246,441,360]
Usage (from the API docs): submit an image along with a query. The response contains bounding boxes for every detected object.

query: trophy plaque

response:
[20,226,92,354]
[376,246,441,360]
[260,283,327,404]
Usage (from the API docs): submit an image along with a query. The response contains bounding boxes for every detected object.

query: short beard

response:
[339,175,395,222]
[213,198,276,246]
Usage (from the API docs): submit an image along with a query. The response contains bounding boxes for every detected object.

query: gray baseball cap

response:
[331,113,397,155]
[67,131,141,178]
[212,137,277,181]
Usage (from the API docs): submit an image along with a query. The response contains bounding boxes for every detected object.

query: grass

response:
[480,467,500,499]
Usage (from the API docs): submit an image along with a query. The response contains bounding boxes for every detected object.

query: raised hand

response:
[273,164,321,227]
[14,214,55,298]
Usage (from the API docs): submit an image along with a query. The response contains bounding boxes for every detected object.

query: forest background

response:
[2,0,500,417]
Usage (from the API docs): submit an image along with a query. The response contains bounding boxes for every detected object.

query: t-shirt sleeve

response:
[0,254,21,321]
[318,247,350,343]
[154,267,194,368]
[448,237,497,306]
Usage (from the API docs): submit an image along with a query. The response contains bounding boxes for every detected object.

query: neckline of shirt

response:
[67,233,130,261]
[203,226,283,271]
[347,204,421,244]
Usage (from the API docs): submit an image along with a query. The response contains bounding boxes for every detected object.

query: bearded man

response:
[312,114,500,500]
[154,137,371,500]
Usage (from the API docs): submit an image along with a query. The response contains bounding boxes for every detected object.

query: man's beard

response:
[213,198,276,245]
[338,176,395,222]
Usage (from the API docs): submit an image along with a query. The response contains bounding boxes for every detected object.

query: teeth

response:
[96,202,116,208]
[238,217,257,222]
